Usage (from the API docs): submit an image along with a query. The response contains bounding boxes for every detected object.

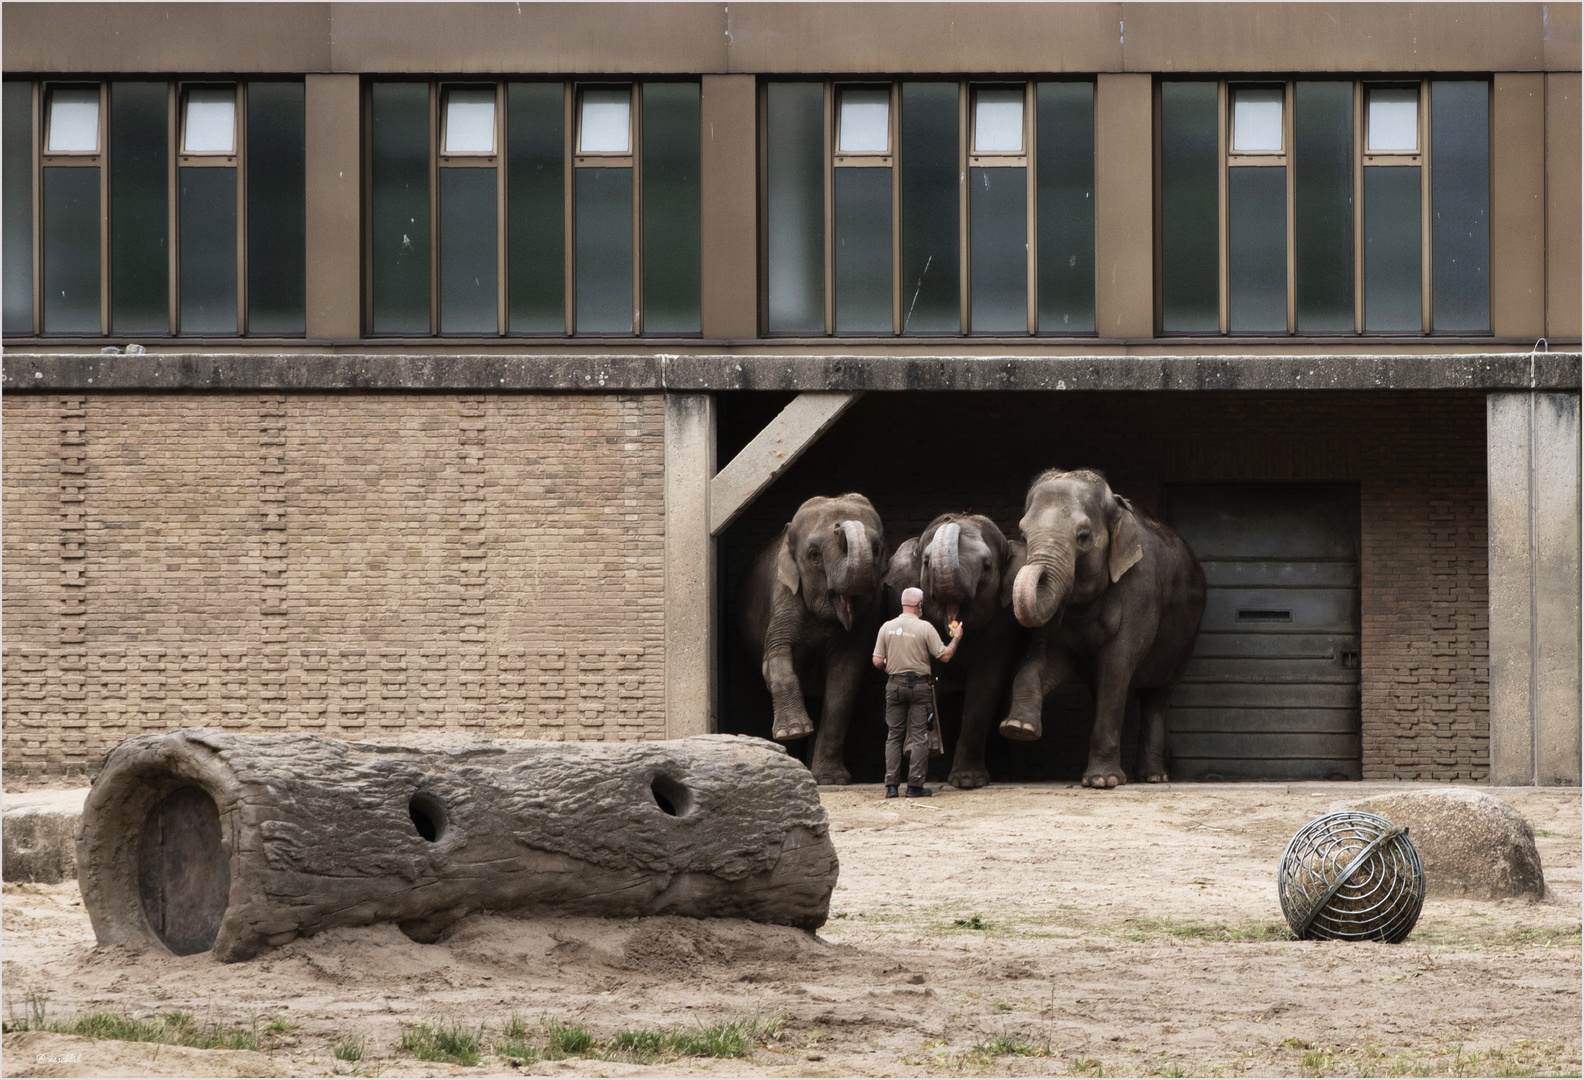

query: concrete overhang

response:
[4,351,1579,394]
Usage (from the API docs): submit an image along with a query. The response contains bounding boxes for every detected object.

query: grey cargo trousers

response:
[883,672,931,788]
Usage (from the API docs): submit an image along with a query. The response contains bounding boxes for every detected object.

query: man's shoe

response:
[885,785,900,799]
[905,785,932,798]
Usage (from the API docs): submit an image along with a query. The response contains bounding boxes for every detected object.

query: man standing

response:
[872,586,963,798]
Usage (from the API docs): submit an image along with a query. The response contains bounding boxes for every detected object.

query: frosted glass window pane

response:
[1430,80,1490,333]
[974,87,1023,153]
[1228,166,1286,333]
[970,166,1027,334]
[900,82,959,334]
[47,88,99,152]
[1232,87,1283,152]
[766,82,824,334]
[1364,165,1421,332]
[183,88,235,153]
[1367,88,1418,152]
[1159,82,1219,334]
[444,88,495,153]
[5,81,36,332]
[1294,81,1355,333]
[579,89,630,153]
[838,88,888,152]
[833,166,891,333]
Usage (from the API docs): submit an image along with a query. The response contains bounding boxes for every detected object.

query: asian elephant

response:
[886,514,1029,790]
[742,493,888,785]
[999,470,1206,788]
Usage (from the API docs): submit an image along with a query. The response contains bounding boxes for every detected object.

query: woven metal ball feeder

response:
[1277,811,1425,943]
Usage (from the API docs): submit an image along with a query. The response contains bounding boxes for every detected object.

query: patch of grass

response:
[973,1032,1046,1058]
[1072,1056,1105,1076]
[952,915,990,931]
[1118,916,1291,943]
[543,1018,595,1057]
[333,1034,366,1062]
[1157,1065,1186,1078]
[400,1019,481,1066]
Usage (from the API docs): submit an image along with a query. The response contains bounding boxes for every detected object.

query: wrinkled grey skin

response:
[743,494,888,785]
[885,514,1029,790]
[999,470,1206,788]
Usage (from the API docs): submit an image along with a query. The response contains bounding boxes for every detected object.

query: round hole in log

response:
[650,774,695,818]
[408,792,448,842]
[136,786,230,956]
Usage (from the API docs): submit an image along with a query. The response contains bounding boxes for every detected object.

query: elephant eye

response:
[983,557,993,570]
[1076,530,1094,550]
[806,545,820,560]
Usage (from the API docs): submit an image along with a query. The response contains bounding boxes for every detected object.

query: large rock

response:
[1332,788,1545,900]
[78,730,839,961]
[2,788,88,883]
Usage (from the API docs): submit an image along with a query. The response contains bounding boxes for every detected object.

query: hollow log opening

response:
[135,786,229,956]
[408,792,448,842]
[650,774,695,818]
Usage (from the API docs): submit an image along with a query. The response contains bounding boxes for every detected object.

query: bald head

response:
[901,587,924,609]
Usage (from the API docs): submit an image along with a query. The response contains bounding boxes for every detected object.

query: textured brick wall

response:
[2,392,666,783]
[719,390,1488,780]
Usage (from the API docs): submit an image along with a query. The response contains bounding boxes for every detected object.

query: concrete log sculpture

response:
[77,730,838,962]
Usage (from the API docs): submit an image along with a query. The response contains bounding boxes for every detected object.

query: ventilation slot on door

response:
[1237,608,1293,623]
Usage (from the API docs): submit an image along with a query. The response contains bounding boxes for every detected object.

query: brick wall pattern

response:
[2,392,666,781]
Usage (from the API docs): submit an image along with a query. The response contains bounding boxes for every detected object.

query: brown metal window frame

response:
[363,77,697,340]
[1156,75,1483,338]
[759,75,1093,339]
[9,76,296,340]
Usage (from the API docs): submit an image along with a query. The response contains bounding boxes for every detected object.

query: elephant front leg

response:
[1082,649,1138,789]
[949,660,1007,789]
[763,647,815,743]
[808,648,863,785]
[998,634,1072,742]
[1135,686,1172,783]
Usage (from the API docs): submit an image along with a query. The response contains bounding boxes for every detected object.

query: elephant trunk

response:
[827,520,873,629]
[927,522,968,608]
[1012,543,1073,628]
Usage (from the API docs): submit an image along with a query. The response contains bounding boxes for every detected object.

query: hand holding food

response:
[949,620,963,638]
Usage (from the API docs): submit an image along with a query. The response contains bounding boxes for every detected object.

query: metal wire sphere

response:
[1277,811,1425,943]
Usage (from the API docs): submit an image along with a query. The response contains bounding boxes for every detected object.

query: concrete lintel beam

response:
[709,391,863,537]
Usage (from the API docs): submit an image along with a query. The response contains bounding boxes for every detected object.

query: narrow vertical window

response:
[42,85,102,334]
[641,82,701,335]
[1159,81,1218,334]
[370,82,431,335]
[178,85,237,334]
[3,81,34,333]
[1036,81,1094,334]
[969,85,1026,334]
[438,85,498,335]
[765,82,825,334]
[1430,81,1489,333]
[246,81,306,335]
[506,82,564,335]
[833,86,892,334]
[110,81,169,335]
[1363,86,1421,332]
[574,86,633,334]
[1294,81,1354,333]
[900,81,959,335]
[1227,86,1286,334]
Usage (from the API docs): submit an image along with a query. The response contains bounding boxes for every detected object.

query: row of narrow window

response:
[1,76,1493,340]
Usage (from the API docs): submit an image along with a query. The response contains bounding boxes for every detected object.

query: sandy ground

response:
[2,781,1579,1078]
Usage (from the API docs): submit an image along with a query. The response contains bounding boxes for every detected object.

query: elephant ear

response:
[1109,496,1144,582]
[775,530,801,594]
[1001,540,1028,608]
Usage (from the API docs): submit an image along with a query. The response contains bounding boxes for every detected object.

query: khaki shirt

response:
[873,612,947,676]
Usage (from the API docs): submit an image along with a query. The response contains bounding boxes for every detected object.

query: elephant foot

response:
[1141,771,1169,784]
[772,718,815,742]
[947,766,990,790]
[1081,769,1125,789]
[999,717,1041,742]
[810,761,851,786]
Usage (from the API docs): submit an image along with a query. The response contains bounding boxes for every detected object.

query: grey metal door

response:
[1163,484,1361,781]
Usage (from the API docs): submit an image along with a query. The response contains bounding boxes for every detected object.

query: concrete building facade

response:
[2,3,1579,786]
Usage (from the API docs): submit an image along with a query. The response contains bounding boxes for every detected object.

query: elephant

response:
[742,493,888,785]
[885,514,1029,789]
[998,469,1206,788]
